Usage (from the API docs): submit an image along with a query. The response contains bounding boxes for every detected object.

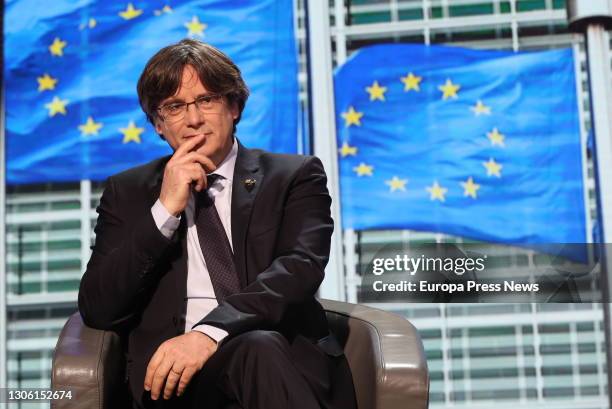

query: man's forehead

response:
[163,65,210,102]
[181,65,206,89]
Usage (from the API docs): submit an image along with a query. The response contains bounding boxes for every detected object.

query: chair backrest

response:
[322,299,429,409]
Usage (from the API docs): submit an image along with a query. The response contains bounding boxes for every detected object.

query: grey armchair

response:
[52,300,429,409]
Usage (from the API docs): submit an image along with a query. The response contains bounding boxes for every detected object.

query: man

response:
[78,39,356,409]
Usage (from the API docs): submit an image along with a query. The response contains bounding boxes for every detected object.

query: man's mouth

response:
[184,132,211,139]
[184,133,212,152]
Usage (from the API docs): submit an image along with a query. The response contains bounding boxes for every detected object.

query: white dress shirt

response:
[151,139,238,343]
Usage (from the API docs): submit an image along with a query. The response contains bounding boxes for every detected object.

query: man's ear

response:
[229,101,239,120]
[154,118,165,138]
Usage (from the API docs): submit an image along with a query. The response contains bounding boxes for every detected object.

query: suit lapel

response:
[231,142,262,288]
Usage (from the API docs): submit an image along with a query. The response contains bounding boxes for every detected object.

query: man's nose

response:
[185,103,205,127]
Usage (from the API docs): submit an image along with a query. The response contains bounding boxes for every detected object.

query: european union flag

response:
[335,44,586,245]
[5,0,298,184]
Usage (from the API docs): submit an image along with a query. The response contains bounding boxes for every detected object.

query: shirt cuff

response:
[191,324,229,345]
[151,199,181,239]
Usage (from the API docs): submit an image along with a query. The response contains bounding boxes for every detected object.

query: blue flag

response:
[335,44,586,245]
[5,0,298,184]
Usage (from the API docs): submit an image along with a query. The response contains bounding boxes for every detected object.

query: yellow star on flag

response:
[385,176,408,192]
[185,16,207,37]
[487,128,505,147]
[120,121,144,144]
[37,74,58,92]
[154,5,173,15]
[353,163,373,177]
[460,177,480,199]
[471,100,491,116]
[341,106,363,127]
[426,181,448,202]
[44,96,68,117]
[483,158,502,177]
[438,78,460,100]
[339,141,357,157]
[79,18,97,30]
[49,38,67,56]
[119,3,143,20]
[365,80,387,101]
[400,73,422,92]
[78,116,103,136]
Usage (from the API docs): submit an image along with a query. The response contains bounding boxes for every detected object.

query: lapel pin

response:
[244,178,256,192]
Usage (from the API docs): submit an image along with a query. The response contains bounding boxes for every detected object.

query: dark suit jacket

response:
[78,142,349,405]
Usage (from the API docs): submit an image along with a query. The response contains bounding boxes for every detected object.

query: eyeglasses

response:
[157,94,224,121]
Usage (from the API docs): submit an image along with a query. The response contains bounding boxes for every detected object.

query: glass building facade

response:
[3,0,611,408]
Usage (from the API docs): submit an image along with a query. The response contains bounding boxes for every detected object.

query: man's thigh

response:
[187,330,325,409]
[137,330,350,409]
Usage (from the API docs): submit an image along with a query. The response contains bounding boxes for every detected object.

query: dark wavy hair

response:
[137,39,249,138]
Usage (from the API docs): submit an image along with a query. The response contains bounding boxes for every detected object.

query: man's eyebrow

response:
[160,93,213,105]
[162,97,182,105]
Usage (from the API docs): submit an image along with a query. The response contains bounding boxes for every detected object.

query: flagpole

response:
[0,36,7,391]
[306,0,346,301]
[567,2,612,407]
[80,180,92,267]
[331,0,360,304]
[571,43,593,248]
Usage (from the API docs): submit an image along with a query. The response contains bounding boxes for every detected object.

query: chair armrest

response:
[321,299,429,409]
[51,312,126,409]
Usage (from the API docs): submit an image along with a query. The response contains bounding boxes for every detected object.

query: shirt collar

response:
[212,138,237,182]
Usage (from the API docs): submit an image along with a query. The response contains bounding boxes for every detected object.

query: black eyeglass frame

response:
[156,93,225,121]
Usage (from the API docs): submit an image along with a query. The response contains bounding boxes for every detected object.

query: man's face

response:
[154,65,238,165]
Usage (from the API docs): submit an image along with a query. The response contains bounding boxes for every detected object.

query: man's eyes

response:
[196,96,214,104]
[163,96,214,111]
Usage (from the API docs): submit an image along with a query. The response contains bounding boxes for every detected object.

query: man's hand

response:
[159,135,216,216]
[144,331,218,400]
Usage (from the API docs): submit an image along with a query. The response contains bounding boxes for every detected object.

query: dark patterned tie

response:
[195,174,241,301]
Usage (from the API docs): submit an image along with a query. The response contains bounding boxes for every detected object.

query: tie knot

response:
[207,173,222,186]
[196,174,222,209]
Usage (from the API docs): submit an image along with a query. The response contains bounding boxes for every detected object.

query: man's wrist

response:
[192,330,217,345]
[151,199,180,239]
[189,331,218,355]
[159,196,181,217]
[191,324,228,345]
